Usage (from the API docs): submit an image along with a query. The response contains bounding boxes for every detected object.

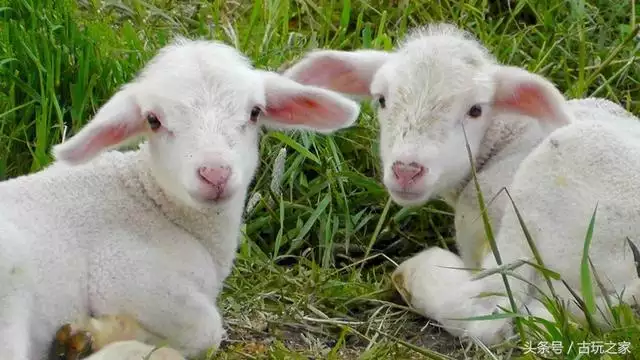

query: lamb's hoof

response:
[49,323,94,360]
[391,247,471,316]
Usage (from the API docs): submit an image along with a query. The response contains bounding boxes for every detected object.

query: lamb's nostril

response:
[407,162,426,179]
[198,166,231,187]
[392,161,404,179]
[392,161,426,185]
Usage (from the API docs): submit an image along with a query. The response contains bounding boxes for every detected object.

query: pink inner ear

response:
[494,83,555,121]
[64,121,145,162]
[266,96,342,128]
[295,58,370,95]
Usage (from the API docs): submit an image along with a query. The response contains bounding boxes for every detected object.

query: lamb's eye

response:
[467,104,482,118]
[250,106,262,123]
[378,96,386,109]
[147,113,161,130]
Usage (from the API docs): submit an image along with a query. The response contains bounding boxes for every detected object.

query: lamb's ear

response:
[52,85,148,165]
[259,72,361,134]
[490,65,574,133]
[283,49,391,97]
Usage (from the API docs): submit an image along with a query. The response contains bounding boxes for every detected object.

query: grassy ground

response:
[1,0,640,359]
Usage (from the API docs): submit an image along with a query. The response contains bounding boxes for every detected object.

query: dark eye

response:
[250,106,262,123]
[147,113,161,130]
[467,104,482,118]
[378,96,386,109]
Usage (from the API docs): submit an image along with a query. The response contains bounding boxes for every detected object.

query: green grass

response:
[1,0,640,359]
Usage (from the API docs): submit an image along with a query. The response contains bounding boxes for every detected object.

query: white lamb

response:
[0,37,361,360]
[283,23,640,345]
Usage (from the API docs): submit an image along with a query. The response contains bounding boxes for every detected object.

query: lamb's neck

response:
[123,150,244,258]
[445,117,534,204]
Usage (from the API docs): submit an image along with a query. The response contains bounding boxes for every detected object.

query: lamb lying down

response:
[282,22,640,345]
[0,37,361,360]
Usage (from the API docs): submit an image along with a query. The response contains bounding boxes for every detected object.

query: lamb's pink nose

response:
[198,166,231,189]
[392,161,426,187]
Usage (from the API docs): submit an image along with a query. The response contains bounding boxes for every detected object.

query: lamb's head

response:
[284,23,573,207]
[52,38,361,210]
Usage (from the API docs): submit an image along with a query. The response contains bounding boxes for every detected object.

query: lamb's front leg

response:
[393,244,533,345]
[84,341,185,360]
[448,254,532,345]
[453,168,513,270]
[453,204,491,270]
[51,315,185,360]
[90,285,225,359]
[51,313,162,358]
[138,291,225,357]
[392,247,473,319]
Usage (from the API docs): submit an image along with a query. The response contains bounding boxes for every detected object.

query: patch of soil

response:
[393,314,465,356]
[219,311,467,359]
[220,322,364,359]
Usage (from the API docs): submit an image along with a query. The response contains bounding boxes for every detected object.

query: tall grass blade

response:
[580,203,598,316]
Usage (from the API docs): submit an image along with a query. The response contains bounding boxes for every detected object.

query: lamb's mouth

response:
[388,189,429,206]
[392,190,422,200]
[189,190,234,207]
